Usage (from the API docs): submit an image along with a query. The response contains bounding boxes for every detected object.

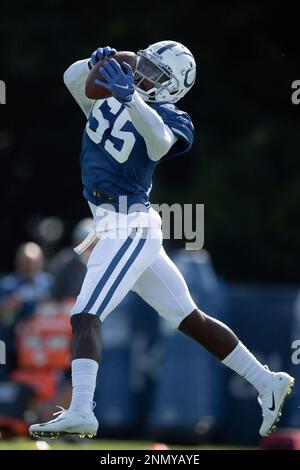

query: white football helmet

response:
[134,40,196,104]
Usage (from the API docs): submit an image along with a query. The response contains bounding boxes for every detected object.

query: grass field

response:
[0,438,254,450]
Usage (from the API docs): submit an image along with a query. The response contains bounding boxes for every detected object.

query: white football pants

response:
[71,214,196,329]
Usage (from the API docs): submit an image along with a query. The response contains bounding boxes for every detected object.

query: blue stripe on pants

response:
[82,228,138,312]
[97,228,148,317]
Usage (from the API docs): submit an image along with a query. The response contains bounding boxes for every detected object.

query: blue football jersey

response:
[80,97,194,212]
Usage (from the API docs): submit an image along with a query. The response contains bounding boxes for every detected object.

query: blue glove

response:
[95,58,135,103]
[90,46,116,66]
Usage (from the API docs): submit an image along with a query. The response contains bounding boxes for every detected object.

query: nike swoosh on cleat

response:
[268,391,276,411]
[37,417,65,426]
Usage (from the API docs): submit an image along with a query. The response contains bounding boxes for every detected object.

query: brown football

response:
[85,51,137,100]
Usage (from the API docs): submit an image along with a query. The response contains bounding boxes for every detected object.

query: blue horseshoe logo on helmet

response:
[184,65,195,88]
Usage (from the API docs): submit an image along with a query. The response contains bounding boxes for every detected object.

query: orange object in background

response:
[0,300,75,437]
[10,370,58,401]
[15,300,73,371]
[0,416,29,438]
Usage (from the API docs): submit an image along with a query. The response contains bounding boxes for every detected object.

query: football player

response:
[29,41,294,439]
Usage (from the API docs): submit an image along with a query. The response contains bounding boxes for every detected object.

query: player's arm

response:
[125,92,178,161]
[63,47,116,118]
[63,59,94,117]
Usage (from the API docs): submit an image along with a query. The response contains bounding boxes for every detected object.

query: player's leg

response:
[29,226,162,438]
[132,248,295,436]
[68,225,163,418]
[178,308,294,436]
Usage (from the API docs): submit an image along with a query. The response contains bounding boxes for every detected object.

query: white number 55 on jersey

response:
[86,98,136,163]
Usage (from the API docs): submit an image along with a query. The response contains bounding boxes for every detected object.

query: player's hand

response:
[90,46,116,66]
[96,58,135,103]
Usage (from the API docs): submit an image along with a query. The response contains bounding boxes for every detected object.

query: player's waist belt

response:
[87,187,150,213]
[91,189,116,203]
[73,189,112,255]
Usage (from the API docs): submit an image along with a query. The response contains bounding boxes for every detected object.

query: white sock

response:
[69,358,98,413]
[222,341,274,394]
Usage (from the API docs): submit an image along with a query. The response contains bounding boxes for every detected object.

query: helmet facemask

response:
[134,51,179,103]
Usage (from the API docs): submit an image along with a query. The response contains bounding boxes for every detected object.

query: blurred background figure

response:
[0,242,55,437]
[48,218,94,301]
[0,242,52,321]
[0,242,53,377]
